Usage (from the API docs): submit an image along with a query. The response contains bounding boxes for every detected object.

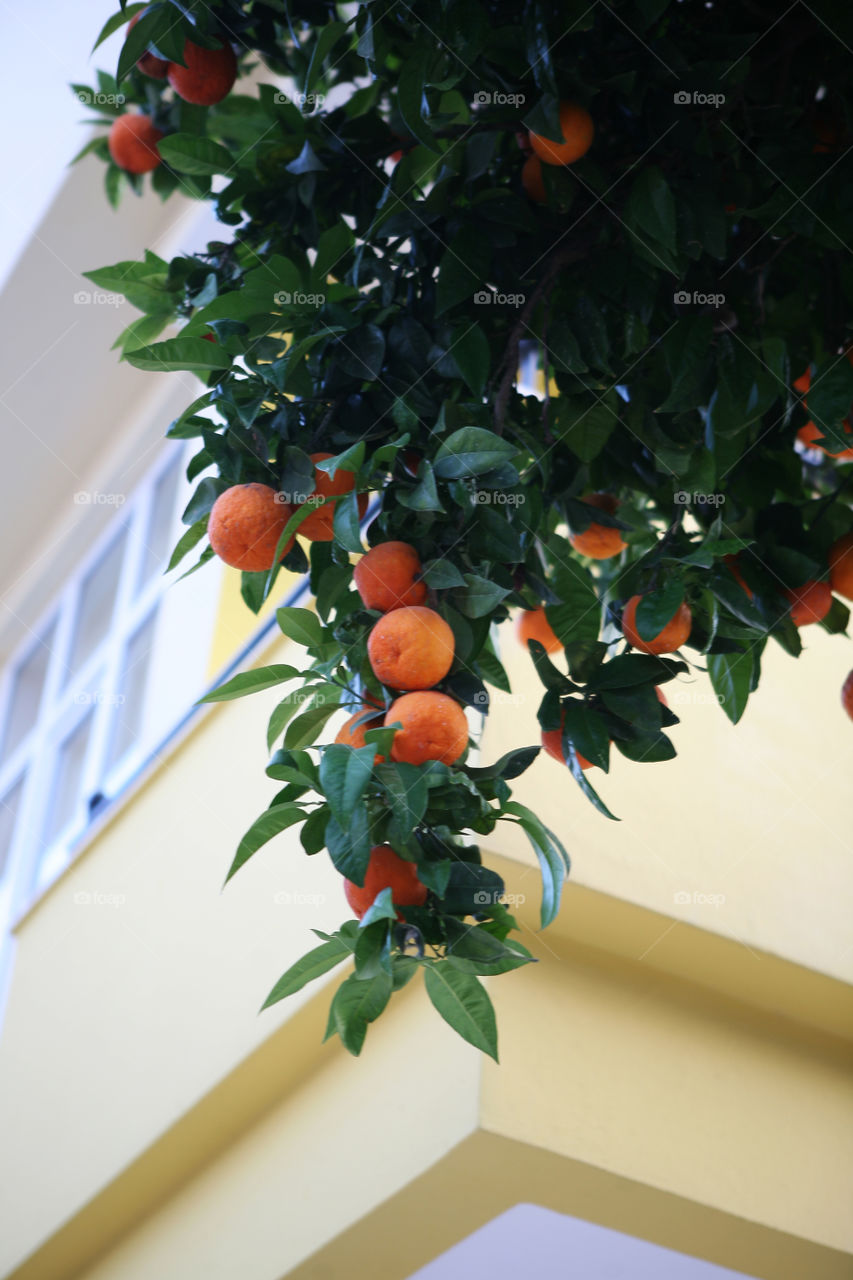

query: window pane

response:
[67,528,128,681]
[0,623,55,765]
[139,459,181,588]
[43,711,94,847]
[105,612,157,770]
[0,776,24,880]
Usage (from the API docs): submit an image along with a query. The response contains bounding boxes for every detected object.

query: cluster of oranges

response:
[517,526,853,765]
[520,100,594,204]
[108,17,238,175]
[340,541,471,917]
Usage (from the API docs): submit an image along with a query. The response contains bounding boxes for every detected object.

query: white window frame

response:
[0,443,202,993]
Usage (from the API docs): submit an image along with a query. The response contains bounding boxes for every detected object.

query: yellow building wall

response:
[0,604,850,1280]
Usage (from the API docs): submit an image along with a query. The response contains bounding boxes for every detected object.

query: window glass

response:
[0,776,24,881]
[66,528,128,682]
[139,458,182,588]
[0,623,55,766]
[43,710,94,848]
[105,612,157,770]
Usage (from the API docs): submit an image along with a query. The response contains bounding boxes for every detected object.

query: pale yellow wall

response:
[0,615,851,1278]
[486,619,853,983]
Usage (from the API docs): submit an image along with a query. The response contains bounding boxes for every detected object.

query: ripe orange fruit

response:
[343,845,427,920]
[167,38,237,106]
[842,670,853,720]
[569,493,627,560]
[541,714,597,769]
[516,607,562,654]
[297,453,367,541]
[655,685,669,708]
[354,542,428,612]
[334,707,385,763]
[127,12,169,77]
[207,483,294,571]
[723,553,754,599]
[107,114,163,173]
[521,154,547,202]
[529,101,594,166]
[622,595,692,654]
[793,367,811,395]
[385,691,468,765]
[368,606,455,690]
[828,533,853,600]
[784,579,832,626]
[797,418,853,458]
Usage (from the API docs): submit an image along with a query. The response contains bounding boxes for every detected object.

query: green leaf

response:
[284,699,340,750]
[92,3,146,52]
[326,970,393,1056]
[261,938,350,1009]
[304,20,348,96]
[358,890,398,931]
[455,574,510,619]
[424,965,498,1060]
[374,762,429,835]
[451,323,490,397]
[707,650,753,724]
[332,489,365,554]
[625,165,678,254]
[433,428,515,479]
[276,606,324,648]
[423,558,466,588]
[124,337,231,374]
[398,48,440,152]
[614,730,676,763]
[807,356,853,451]
[546,560,600,647]
[591,655,687,689]
[560,700,610,771]
[554,398,617,463]
[466,745,540,782]
[199,664,298,704]
[504,801,569,928]
[166,518,207,572]
[325,808,372,883]
[158,134,234,176]
[633,580,685,642]
[226,804,305,882]
[319,744,376,828]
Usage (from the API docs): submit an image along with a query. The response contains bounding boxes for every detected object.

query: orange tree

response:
[77,0,853,1059]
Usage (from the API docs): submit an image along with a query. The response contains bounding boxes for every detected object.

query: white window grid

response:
[0,445,196,956]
